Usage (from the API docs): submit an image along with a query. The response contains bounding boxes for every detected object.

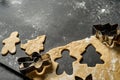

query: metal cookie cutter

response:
[18,53,52,80]
[92,23,120,48]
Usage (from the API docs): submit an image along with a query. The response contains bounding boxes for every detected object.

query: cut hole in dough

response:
[55,49,76,75]
[80,44,104,67]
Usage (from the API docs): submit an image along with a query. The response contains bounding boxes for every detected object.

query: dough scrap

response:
[1,31,20,55]
[21,35,46,56]
[33,36,120,80]
[19,36,120,80]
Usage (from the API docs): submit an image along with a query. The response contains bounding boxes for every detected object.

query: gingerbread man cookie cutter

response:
[1,31,20,55]
[18,53,52,80]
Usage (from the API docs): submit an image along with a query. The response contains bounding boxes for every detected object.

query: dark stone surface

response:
[0,0,120,79]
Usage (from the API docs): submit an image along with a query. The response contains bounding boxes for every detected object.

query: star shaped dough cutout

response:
[21,35,46,56]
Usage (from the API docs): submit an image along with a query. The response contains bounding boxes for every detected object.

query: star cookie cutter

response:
[18,53,52,79]
[92,23,120,48]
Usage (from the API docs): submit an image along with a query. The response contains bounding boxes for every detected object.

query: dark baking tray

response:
[0,0,120,79]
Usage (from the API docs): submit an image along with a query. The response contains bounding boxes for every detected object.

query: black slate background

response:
[0,0,120,80]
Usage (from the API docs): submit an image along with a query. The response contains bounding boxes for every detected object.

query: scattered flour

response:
[67,13,72,16]
[62,36,67,41]
[10,0,22,5]
[99,8,110,14]
[98,5,110,14]
[73,1,87,10]
[0,55,19,69]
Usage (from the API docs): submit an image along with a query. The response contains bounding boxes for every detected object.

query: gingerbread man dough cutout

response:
[1,31,20,55]
[21,35,46,56]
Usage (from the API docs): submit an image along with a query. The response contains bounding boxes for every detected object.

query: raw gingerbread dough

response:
[1,31,20,55]
[26,36,120,80]
[21,35,46,56]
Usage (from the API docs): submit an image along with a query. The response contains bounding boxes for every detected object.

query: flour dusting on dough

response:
[85,37,90,43]
[111,51,118,71]
[108,70,114,80]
